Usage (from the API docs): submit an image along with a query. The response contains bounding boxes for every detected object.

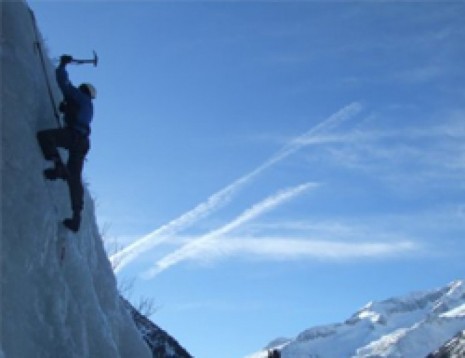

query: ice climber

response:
[37,54,96,232]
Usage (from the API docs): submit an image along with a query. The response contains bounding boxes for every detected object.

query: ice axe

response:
[71,50,98,67]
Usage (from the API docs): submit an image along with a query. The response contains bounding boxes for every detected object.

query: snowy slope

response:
[1,2,155,357]
[247,280,465,358]
[122,298,193,358]
[427,329,465,358]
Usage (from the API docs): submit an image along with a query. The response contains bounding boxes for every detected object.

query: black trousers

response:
[37,127,90,215]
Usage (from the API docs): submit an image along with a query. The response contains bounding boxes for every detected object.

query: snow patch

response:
[442,303,465,318]
[248,280,465,358]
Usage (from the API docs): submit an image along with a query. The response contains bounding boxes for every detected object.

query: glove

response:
[60,55,73,66]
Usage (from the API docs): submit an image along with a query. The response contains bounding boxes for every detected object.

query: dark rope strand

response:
[29,8,61,128]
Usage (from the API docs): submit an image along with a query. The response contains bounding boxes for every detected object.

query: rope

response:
[29,8,61,128]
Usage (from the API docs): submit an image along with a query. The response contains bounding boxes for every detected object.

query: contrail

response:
[172,238,417,262]
[110,102,363,272]
[145,182,318,277]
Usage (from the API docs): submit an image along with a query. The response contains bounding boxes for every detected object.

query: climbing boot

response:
[63,213,81,232]
[43,161,68,181]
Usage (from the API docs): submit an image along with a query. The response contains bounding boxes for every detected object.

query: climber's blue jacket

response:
[56,65,93,136]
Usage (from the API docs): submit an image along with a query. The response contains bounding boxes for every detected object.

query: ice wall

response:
[0,2,151,357]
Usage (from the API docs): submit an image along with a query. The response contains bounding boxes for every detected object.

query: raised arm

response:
[55,55,85,102]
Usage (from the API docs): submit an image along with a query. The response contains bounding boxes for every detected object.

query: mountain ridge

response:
[427,329,465,358]
[247,280,465,358]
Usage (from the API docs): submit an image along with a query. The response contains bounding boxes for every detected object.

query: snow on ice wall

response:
[1,2,151,357]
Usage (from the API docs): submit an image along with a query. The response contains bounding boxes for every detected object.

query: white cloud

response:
[190,238,418,263]
[110,102,363,272]
[392,65,447,84]
[144,182,318,277]
[298,112,465,189]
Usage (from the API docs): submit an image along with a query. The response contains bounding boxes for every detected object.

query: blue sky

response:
[30,1,465,357]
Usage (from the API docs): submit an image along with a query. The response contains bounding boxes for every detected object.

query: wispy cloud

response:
[295,112,465,188]
[392,64,448,84]
[110,102,363,272]
[187,238,418,263]
[145,182,317,277]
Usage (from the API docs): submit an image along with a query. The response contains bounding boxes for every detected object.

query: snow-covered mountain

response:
[248,280,465,358]
[427,329,465,358]
[122,298,192,358]
[1,1,190,357]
